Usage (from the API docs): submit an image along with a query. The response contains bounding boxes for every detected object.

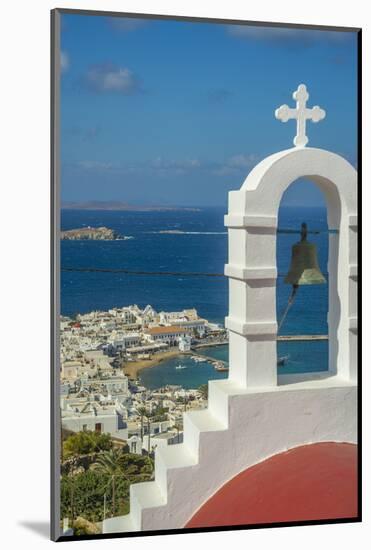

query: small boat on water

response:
[214,361,229,372]
[175,365,187,370]
[277,355,289,367]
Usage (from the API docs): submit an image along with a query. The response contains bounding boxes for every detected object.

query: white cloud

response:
[71,154,259,179]
[85,64,140,94]
[152,158,201,170]
[227,153,258,168]
[151,158,201,176]
[107,17,148,32]
[212,153,259,176]
[60,51,69,72]
[226,25,353,46]
[78,161,116,170]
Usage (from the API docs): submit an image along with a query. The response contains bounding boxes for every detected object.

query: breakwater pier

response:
[277,335,328,341]
[188,334,328,372]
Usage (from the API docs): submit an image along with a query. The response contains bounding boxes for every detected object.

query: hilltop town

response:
[60,304,225,454]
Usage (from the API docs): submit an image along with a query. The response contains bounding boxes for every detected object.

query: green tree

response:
[63,431,112,459]
[152,405,169,422]
[93,449,126,517]
[60,453,154,525]
[61,469,129,523]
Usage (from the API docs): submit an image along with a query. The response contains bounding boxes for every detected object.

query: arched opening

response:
[276,179,330,377]
[224,147,356,387]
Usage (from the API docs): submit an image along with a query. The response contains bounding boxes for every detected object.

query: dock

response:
[277,335,328,341]
[192,340,228,349]
[187,335,328,370]
[189,352,229,368]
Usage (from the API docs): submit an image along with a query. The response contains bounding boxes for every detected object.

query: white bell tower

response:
[225,84,357,388]
[103,85,358,534]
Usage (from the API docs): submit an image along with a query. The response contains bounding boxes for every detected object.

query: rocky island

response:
[61,226,120,241]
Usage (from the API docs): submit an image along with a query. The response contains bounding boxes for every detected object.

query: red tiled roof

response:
[145,326,190,335]
[185,442,358,528]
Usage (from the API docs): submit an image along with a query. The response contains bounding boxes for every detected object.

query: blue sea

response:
[61,206,329,389]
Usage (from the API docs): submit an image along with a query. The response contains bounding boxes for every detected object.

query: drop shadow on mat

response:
[18,521,49,539]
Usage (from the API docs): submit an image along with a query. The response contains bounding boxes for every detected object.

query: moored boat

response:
[277,355,289,367]
[214,361,229,372]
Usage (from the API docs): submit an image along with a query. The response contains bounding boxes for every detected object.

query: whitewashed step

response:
[103,513,136,534]
[183,409,227,455]
[130,481,167,529]
[104,394,234,534]
[155,443,198,494]
[103,482,165,534]
[208,378,250,424]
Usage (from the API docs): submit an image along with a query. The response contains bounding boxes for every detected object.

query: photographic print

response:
[51,9,360,541]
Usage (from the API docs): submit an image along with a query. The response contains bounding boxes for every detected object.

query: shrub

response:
[63,431,112,459]
[61,453,153,523]
[72,516,100,535]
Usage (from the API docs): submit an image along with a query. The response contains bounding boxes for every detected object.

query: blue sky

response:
[60,13,358,207]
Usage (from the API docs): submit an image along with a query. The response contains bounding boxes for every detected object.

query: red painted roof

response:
[186,443,357,528]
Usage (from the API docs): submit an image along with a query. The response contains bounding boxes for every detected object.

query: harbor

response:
[122,336,328,379]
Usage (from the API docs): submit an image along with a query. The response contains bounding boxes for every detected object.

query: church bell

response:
[284,223,326,286]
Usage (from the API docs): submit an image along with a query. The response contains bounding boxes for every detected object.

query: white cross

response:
[275,84,326,147]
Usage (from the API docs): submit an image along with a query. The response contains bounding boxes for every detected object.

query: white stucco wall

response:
[103,146,357,534]
[104,376,356,533]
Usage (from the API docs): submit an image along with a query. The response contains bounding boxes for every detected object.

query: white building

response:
[84,350,114,371]
[128,435,142,455]
[101,376,129,395]
[144,326,191,346]
[120,307,139,325]
[142,304,158,323]
[169,319,206,337]
[159,308,198,324]
[100,319,116,331]
[61,361,81,381]
[61,400,128,441]
[107,332,141,351]
[178,335,192,352]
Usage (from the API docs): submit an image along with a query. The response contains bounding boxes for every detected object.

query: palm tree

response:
[137,406,148,441]
[93,449,126,517]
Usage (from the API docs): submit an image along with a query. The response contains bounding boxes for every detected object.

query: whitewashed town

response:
[60,304,226,456]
